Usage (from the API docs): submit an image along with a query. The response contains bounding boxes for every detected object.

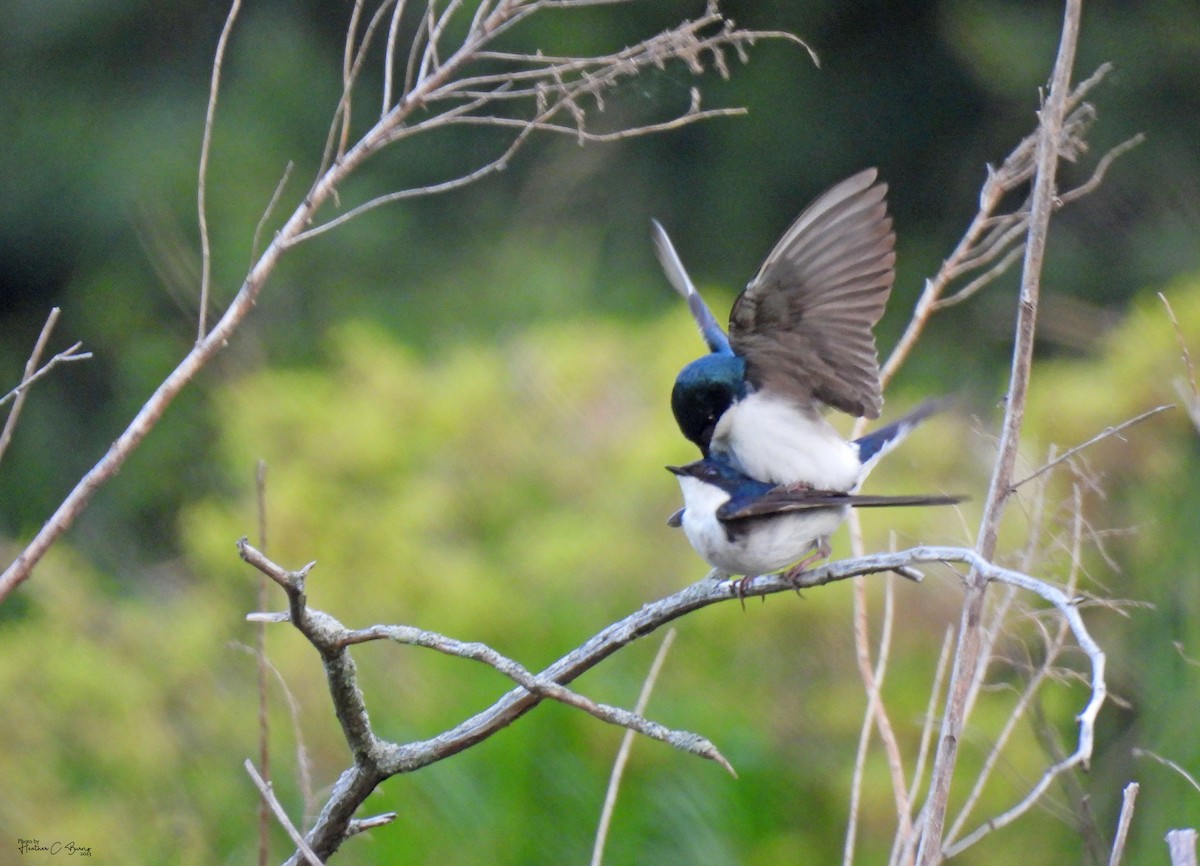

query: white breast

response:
[712,392,861,489]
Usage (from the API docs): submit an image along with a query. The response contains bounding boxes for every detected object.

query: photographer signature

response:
[17,838,93,857]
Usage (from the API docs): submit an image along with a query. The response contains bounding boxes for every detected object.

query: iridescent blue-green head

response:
[671,353,747,455]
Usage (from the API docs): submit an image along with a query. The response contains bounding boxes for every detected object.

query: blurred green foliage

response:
[2,0,1200,863]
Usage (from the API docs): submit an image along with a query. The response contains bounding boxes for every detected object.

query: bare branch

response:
[339,621,733,773]
[1059,133,1146,205]
[0,309,92,465]
[1107,782,1139,866]
[382,0,410,114]
[1167,830,1199,866]
[917,7,1086,859]
[244,759,325,866]
[1010,404,1175,491]
[1,2,803,602]
[237,538,1102,864]
[1133,748,1200,794]
[197,0,242,343]
[250,161,295,266]
[591,629,678,866]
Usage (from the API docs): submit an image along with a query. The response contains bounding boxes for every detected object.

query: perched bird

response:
[653,168,896,489]
[668,402,957,578]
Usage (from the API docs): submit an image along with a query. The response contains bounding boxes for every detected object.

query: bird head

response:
[671,353,746,455]
[666,456,752,494]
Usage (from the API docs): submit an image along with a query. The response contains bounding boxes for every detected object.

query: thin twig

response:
[341,621,733,774]
[250,161,294,266]
[1059,133,1145,205]
[1010,405,1174,491]
[339,0,367,160]
[231,641,317,828]
[196,0,242,343]
[244,760,324,866]
[590,629,678,866]
[0,309,91,465]
[946,484,1084,848]
[382,0,410,114]
[255,460,271,865]
[1107,782,1139,866]
[1133,748,1200,794]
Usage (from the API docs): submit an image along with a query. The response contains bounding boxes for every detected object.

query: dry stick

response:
[945,484,1083,848]
[244,760,325,866]
[339,0,367,160]
[231,642,318,826]
[844,574,907,866]
[0,309,91,465]
[1167,830,1199,866]
[382,0,410,114]
[0,3,791,603]
[339,622,733,773]
[590,628,678,866]
[250,161,294,266]
[889,626,955,866]
[1160,292,1200,432]
[916,3,1084,862]
[196,0,242,343]
[1133,748,1200,794]
[254,460,271,866]
[1010,405,1174,491]
[240,540,1101,865]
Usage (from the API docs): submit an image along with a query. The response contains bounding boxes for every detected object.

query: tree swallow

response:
[667,400,956,577]
[666,456,961,580]
[653,168,896,489]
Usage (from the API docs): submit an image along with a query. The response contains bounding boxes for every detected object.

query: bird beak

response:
[665,465,686,476]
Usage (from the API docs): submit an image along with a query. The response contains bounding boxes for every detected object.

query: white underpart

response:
[712,391,862,489]
[675,476,848,576]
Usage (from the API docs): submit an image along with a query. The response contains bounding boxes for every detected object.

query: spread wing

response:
[651,219,731,355]
[729,168,895,419]
[718,488,962,522]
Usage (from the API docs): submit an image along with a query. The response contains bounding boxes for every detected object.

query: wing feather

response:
[729,168,896,419]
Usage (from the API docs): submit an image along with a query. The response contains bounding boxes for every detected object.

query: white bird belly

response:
[712,392,861,489]
[675,476,847,576]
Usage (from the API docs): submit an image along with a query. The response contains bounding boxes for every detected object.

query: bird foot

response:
[728,574,762,610]
[781,543,831,584]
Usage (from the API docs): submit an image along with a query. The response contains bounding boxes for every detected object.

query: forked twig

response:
[0,309,92,465]
[1012,405,1175,493]
[238,539,1103,864]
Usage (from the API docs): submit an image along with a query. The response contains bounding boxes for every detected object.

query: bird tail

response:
[651,219,732,355]
[853,398,951,480]
[843,492,965,508]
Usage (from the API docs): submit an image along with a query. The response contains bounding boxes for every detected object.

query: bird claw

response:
[729,574,761,610]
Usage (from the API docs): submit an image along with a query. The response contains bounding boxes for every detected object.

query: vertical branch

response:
[382,0,410,114]
[255,460,271,865]
[196,0,243,343]
[339,0,368,160]
[916,1,1083,862]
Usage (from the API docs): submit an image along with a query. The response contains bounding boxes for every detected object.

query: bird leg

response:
[782,538,831,582]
